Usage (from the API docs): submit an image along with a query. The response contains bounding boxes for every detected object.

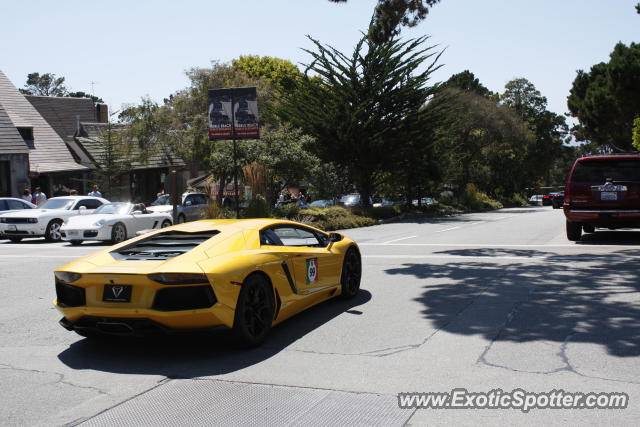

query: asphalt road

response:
[1,206,640,426]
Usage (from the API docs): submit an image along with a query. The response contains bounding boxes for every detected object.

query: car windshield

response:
[40,198,74,210]
[94,203,132,215]
[572,159,640,183]
[151,194,171,206]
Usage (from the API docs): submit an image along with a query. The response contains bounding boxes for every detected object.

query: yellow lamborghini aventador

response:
[54,219,361,345]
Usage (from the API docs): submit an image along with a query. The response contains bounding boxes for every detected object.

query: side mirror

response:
[329,232,343,243]
[79,206,87,215]
[184,201,192,206]
[132,210,143,215]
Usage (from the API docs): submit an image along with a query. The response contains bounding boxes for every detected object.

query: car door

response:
[267,225,342,294]
[182,195,197,221]
[193,194,208,219]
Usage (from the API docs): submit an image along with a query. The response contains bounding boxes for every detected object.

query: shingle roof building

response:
[26,95,96,143]
[0,70,86,173]
[0,102,28,155]
[76,122,184,170]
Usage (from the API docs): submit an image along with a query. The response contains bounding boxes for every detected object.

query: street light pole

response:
[231,90,239,219]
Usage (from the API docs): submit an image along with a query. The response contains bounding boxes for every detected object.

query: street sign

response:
[208,87,259,140]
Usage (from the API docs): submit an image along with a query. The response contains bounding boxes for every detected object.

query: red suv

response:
[563,154,640,241]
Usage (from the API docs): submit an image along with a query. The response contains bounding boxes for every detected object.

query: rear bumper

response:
[59,316,229,337]
[564,207,640,227]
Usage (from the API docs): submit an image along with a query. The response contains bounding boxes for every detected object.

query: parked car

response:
[564,154,640,241]
[0,198,37,239]
[61,202,173,245]
[309,199,335,208]
[372,197,395,207]
[339,194,373,208]
[0,196,108,242]
[412,197,437,206]
[542,194,553,206]
[146,192,208,223]
[54,219,361,345]
[550,191,564,209]
[528,195,544,206]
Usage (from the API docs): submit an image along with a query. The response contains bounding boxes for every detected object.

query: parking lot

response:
[1,206,639,426]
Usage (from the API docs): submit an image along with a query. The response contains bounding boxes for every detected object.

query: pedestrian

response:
[88,184,102,198]
[33,187,47,206]
[53,183,69,197]
[21,188,32,203]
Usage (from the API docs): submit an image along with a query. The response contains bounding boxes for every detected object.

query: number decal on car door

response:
[306,258,318,284]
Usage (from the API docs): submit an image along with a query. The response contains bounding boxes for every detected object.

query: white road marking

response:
[381,235,417,244]
[364,254,640,262]
[360,243,640,248]
[0,255,80,258]
[365,254,544,261]
[434,226,460,233]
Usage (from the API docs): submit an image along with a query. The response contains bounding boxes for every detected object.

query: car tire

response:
[161,219,172,228]
[233,274,274,347]
[9,237,22,243]
[566,220,582,241]
[340,247,362,299]
[177,214,186,224]
[69,240,82,246]
[45,219,63,242]
[583,224,595,233]
[111,223,127,244]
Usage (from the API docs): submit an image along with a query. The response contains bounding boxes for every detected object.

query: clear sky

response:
[1,0,638,119]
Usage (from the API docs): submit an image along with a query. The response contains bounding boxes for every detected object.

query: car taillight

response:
[54,271,82,283]
[147,273,210,285]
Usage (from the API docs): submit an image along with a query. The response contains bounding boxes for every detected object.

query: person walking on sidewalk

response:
[88,185,102,198]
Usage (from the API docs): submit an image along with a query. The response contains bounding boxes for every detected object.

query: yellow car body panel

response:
[54,219,358,334]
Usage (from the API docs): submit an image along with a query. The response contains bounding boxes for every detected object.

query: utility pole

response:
[89,81,97,100]
[231,90,240,219]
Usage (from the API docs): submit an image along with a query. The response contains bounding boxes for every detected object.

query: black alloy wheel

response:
[233,274,274,346]
[340,247,362,299]
[9,237,22,243]
[177,214,186,224]
[69,240,82,246]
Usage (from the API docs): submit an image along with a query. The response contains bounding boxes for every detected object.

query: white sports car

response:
[0,196,108,242]
[61,202,173,245]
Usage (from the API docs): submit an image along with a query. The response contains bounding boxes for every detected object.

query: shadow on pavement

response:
[384,245,640,358]
[577,230,640,245]
[57,290,371,378]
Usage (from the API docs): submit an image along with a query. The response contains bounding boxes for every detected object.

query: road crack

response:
[0,363,109,395]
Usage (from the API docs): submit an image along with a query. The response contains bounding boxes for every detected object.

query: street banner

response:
[208,87,260,140]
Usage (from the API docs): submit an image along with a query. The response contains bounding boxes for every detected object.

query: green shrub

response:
[356,205,402,220]
[298,206,376,231]
[273,203,301,219]
[499,193,529,207]
[203,202,234,219]
[242,198,272,218]
[456,184,503,211]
